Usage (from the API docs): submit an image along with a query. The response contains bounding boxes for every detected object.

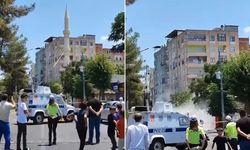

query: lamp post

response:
[216,49,225,123]
[80,51,86,101]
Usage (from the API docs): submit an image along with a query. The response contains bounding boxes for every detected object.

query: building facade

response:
[153,45,169,101]
[35,48,46,86]
[239,38,250,52]
[161,25,239,95]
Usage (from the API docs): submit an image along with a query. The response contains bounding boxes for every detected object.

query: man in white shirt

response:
[0,94,16,150]
[16,93,29,150]
[126,113,149,150]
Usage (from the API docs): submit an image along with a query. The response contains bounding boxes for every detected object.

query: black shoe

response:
[53,141,56,145]
[96,139,100,144]
[48,142,52,146]
[86,141,93,145]
[24,147,30,150]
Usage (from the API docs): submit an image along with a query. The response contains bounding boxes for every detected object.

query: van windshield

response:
[179,117,189,126]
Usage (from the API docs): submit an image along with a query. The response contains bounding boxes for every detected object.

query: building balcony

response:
[186,40,207,45]
[187,74,203,79]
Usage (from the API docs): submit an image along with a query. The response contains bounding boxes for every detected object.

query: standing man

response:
[0,94,16,150]
[126,113,149,150]
[225,115,238,150]
[16,93,30,150]
[87,98,103,144]
[236,110,250,150]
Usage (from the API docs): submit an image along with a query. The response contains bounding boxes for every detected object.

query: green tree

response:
[223,52,250,113]
[115,64,124,75]
[108,12,124,52]
[2,36,29,95]
[86,55,114,100]
[170,91,192,107]
[189,63,236,116]
[0,1,35,65]
[61,61,94,99]
[126,30,143,108]
[49,81,63,94]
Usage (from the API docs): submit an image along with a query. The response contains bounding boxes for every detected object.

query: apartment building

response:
[154,45,170,101]
[164,25,239,94]
[35,48,46,86]
[239,38,250,52]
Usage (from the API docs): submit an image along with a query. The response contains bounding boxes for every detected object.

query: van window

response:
[179,117,189,126]
[55,96,64,105]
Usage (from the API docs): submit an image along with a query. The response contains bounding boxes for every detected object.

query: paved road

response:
[0,112,114,150]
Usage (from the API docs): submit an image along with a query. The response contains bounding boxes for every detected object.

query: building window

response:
[75,41,79,45]
[162,78,166,84]
[230,36,235,42]
[210,45,215,52]
[218,45,226,52]
[70,40,73,45]
[90,42,93,46]
[210,57,215,63]
[70,55,73,61]
[230,46,236,52]
[187,34,206,41]
[80,40,87,46]
[217,33,226,41]
[210,35,215,41]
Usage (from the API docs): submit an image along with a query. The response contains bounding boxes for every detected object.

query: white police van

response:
[19,86,75,124]
[128,103,189,150]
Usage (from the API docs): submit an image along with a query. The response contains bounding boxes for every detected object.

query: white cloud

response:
[100,35,109,42]
[243,26,250,35]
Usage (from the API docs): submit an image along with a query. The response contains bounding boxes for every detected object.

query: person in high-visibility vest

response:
[225,115,238,150]
[186,116,206,150]
[45,95,62,146]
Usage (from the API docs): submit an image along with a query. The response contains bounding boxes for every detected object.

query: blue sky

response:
[127,0,250,68]
[14,0,124,64]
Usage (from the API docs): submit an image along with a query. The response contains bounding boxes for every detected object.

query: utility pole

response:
[80,50,86,101]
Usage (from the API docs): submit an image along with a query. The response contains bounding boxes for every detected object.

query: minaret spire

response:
[63,5,70,66]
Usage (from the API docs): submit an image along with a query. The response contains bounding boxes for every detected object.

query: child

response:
[116,110,124,150]
[212,128,232,150]
[107,106,117,150]
[16,93,30,150]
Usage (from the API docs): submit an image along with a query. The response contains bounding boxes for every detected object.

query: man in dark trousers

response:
[87,98,103,144]
[107,106,117,150]
[236,110,250,150]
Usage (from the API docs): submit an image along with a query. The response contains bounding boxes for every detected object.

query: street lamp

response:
[80,50,86,101]
[216,49,225,124]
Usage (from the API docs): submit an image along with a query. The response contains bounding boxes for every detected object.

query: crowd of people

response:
[126,110,250,150]
[0,93,125,150]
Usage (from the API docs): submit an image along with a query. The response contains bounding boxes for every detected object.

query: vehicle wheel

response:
[64,111,74,122]
[34,113,44,124]
[149,139,164,150]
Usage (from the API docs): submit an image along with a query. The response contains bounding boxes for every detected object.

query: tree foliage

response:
[2,36,29,95]
[126,0,137,6]
[49,81,63,94]
[223,52,250,113]
[61,61,94,99]
[170,91,192,107]
[86,55,114,100]
[126,30,143,107]
[189,63,236,116]
[108,12,124,52]
[115,64,124,75]
[0,1,35,61]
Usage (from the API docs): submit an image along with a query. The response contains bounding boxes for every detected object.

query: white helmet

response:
[225,115,232,121]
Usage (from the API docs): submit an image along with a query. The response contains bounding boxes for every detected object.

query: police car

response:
[128,106,189,150]
[19,86,76,124]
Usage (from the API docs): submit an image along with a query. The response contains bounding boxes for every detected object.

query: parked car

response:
[101,100,124,122]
